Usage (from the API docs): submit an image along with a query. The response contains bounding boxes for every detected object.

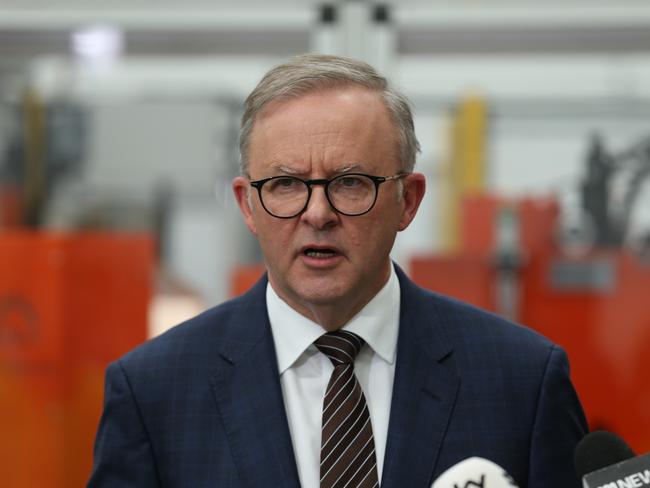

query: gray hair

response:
[239,54,420,176]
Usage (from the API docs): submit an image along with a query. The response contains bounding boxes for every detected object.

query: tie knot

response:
[314,330,365,366]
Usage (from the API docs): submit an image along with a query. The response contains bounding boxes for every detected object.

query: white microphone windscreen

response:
[432,457,519,488]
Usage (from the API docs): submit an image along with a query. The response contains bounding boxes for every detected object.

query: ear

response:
[232,176,258,236]
[397,172,426,231]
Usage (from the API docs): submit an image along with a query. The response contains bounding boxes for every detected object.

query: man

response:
[88,54,587,488]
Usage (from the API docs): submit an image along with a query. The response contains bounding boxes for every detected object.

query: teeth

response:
[305,250,335,258]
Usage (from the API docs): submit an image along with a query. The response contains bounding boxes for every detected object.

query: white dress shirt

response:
[266,265,400,488]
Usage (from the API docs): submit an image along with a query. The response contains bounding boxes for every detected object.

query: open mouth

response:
[303,248,338,258]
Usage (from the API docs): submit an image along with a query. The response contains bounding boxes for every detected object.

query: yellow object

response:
[22,88,47,227]
[440,94,487,252]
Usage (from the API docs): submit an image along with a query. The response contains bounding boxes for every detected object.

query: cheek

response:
[256,218,295,254]
[345,219,395,255]
[354,209,402,254]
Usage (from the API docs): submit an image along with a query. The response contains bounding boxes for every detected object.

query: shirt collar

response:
[267,264,400,374]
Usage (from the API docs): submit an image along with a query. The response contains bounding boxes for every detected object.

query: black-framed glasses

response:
[249,172,407,218]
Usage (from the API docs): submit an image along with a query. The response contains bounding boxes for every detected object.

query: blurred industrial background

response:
[1,0,649,485]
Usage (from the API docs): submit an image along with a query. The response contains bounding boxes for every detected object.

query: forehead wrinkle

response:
[274,164,303,175]
[261,161,312,177]
[266,161,365,179]
[333,162,362,173]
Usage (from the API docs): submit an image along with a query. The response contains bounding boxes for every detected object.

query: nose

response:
[300,185,338,229]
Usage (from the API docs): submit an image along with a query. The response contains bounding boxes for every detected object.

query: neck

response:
[305,307,360,332]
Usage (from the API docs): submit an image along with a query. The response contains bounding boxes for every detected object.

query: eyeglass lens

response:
[260,174,377,217]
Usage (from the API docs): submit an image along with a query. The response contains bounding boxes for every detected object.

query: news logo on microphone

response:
[582,454,650,488]
[575,431,650,488]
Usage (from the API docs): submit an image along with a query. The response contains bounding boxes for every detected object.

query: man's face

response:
[233,86,425,325]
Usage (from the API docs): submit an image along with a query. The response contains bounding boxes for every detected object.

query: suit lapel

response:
[210,277,301,488]
[381,268,460,488]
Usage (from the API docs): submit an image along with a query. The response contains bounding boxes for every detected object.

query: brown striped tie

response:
[314,331,379,488]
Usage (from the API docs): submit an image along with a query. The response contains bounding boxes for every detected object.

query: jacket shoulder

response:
[402,275,557,368]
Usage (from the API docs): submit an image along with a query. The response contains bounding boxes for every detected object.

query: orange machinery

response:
[0,232,153,487]
[411,194,650,454]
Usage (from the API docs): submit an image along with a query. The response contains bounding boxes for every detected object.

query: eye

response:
[277,177,297,187]
[337,176,362,188]
[266,177,303,193]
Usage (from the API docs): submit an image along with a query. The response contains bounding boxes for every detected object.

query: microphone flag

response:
[582,453,650,488]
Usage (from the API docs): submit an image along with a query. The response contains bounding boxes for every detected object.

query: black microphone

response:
[575,431,650,488]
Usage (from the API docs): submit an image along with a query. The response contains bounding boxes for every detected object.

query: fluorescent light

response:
[71,25,124,66]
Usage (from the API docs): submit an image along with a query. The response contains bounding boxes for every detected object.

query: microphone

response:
[575,431,650,488]
[432,457,519,487]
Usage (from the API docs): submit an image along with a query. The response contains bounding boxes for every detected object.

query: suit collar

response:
[209,275,270,364]
[380,266,460,488]
[394,265,454,362]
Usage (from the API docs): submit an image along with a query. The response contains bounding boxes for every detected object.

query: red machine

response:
[411,194,650,454]
[0,232,153,487]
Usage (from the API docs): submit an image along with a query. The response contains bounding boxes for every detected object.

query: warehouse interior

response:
[1,0,649,485]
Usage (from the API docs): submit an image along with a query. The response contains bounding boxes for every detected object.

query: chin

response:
[292,281,352,307]
[296,285,347,304]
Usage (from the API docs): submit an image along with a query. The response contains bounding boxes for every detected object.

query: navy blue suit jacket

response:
[88,267,587,487]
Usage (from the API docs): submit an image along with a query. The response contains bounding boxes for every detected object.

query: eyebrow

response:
[270,163,364,176]
[274,165,303,175]
[334,163,362,173]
